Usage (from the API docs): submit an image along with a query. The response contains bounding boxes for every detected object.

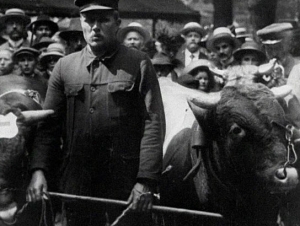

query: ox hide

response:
[160,83,299,226]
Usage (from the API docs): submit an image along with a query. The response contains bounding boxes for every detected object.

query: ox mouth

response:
[0,201,17,224]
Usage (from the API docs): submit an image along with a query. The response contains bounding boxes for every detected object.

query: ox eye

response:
[229,124,245,138]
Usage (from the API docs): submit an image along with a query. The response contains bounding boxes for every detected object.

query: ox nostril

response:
[275,168,287,180]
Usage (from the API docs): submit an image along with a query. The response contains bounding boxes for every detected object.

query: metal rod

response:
[48,192,223,219]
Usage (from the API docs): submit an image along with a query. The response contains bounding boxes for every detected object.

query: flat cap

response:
[13,47,40,61]
[257,23,293,44]
[74,0,119,12]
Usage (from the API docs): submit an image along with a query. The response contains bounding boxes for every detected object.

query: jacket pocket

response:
[107,80,135,93]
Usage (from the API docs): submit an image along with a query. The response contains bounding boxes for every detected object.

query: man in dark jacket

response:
[26,0,165,226]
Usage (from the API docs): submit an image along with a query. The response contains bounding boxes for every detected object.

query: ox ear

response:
[19,110,54,125]
[188,92,221,109]
[271,85,292,99]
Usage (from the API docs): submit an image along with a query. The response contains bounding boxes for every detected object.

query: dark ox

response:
[0,75,53,225]
[161,84,299,226]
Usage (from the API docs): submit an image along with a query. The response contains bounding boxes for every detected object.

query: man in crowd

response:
[27,14,59,46]
[27,1,165,226]
[59,17,87,54]
[0,49,15,75]
[0,8,31,52]
[117,22,150,51]
[206,27,240,69]
[175,22,207,68]
[257,22,297,78]
[39,43,65,80]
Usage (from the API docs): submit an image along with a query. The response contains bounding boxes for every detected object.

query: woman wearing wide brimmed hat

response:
[178,59,215,92]
[233,40,267,66]
[39,43,65,79]
[117,22,151,50]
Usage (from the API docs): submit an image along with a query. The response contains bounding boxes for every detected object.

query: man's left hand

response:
[127,182,153,212]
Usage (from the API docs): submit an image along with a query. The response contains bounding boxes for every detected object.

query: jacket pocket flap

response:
[107,81,134,93]
[64,84,84,97]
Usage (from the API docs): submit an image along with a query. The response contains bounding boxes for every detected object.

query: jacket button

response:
[89,108,94,113]
[91,86,96,92]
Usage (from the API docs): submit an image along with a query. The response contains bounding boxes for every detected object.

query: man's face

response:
[35,24,52,40]
[46,55,62,72]
[184,31,201,53]
[214,40,234,62]
[68,34,87,53]
[123,31,144,50]
[263,42,286,62]
[0,50,14,76]
[80,10,120,53]
[6,18,25,41]
[154,65,172,78]
[18,54,37,76]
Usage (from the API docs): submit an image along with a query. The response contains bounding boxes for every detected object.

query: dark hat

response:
[181,22,205,37]
[32,37,55,51]
[117,22,151,43]
[59,18,83,41]
[74,0,119,12]
[13,47,40,62]
[0,8,31,26]
[233,40,266,63]
[206,27,240,51]
[28,15,59,35]
[182,59,211,75]
[257,23,293,45]
[39,43,65,66]
[151,52,173,66]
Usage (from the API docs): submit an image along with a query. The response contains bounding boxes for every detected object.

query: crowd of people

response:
[0,0,300,226]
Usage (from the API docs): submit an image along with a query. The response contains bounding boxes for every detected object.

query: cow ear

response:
[18,110,54,125]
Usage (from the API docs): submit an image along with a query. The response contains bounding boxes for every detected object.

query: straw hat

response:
[28,15,59,35]
[0,8,31,26]
[206,27,240,51]
[117,22,151,43]
[233,41,266,63]
[257,23,293,45]
[181,22,205,37]
[59,18,83,41]
[39,43,65,66]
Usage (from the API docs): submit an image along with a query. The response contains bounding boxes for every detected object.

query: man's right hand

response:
[26,170,48,203]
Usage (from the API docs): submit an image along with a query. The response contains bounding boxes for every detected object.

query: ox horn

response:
[188,91,221,109]
[271,85,292,99]
[19,110,54,125]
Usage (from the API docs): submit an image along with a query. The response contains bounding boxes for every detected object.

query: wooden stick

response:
[48,192,223,219]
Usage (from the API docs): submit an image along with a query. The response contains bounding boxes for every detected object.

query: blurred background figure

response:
[13,47,46,84]
[117,22,151,51]
[234,27,251,44]
[0,8,31,52]
[178,59,215,92]
[175,22,207,68]
[233,40,267,66]
[32,36,55,53]
[152,52,177,82]
[39,43,65,80]
[0,49,14,76]
[206,27,240,69]
[27,14,59,46]
[59,17,86,55]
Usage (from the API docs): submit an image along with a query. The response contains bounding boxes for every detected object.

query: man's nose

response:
[0,59,4,64]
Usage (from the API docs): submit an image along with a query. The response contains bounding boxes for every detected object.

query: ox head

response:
[0,94,53,224]
[188,84,299,194]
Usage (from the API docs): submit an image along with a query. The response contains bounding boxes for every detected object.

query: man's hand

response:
[26,170,48,203]
[127,182,153,212]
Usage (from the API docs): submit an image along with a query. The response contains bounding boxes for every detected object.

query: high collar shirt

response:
[185,48,200,66]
